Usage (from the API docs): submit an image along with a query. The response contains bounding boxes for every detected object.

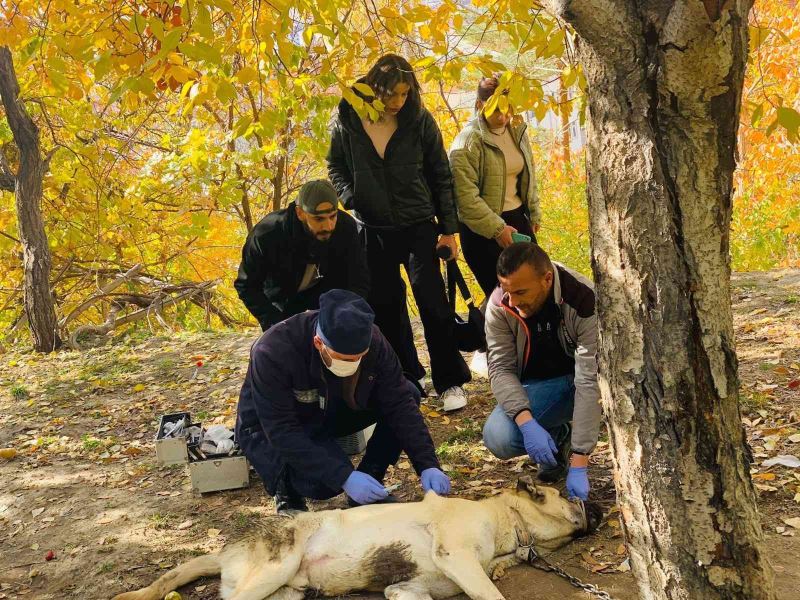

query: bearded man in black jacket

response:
[234,179,369,331]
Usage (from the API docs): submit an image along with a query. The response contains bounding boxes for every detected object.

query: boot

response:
[274,473,308,515]
[537,423,571,483]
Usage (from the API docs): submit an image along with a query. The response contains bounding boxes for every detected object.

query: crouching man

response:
[482,243,602,500]
[236,289,450,513]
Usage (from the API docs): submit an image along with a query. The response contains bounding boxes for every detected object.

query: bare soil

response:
[1,269,799,599]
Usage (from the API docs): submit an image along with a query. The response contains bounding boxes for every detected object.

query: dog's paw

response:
[491,565,506,580]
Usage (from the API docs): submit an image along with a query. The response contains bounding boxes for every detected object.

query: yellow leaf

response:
[427,410,441,418]
[235,66,258,84]
[0,448,18,460]
[133,384,145,393]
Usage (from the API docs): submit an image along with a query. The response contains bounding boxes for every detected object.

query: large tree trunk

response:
[541,1,774,598]
[0,47,62,352]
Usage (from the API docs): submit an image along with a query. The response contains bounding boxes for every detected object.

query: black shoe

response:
[537,423,571,484]
[346,493,400,508]
[274,475,308,515]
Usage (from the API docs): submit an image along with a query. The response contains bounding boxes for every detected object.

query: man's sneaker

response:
[441,386,468,412]
[469,350,489,379]
[274,475,308,515]
[537,423,572,484]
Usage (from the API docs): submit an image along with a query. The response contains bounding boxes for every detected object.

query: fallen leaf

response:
[123,446,143,456]
[784,517,800,530]
[0,448,17,460]
[752,472,777,481]
[177,520,193,530]
[132,384,145,393]
[754,483,778,492]
[207,528,221,538]
[427,410,441,418]
[789,434,800,444]
[789,380,800,390]
[762,455,800,468]
[616,544,627,555]
[31,508,45,517]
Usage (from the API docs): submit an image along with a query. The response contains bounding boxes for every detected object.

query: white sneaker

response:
[469,350,489,379]
[441,386,468,412]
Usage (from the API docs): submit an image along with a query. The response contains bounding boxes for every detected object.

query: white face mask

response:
[322,346,361,377]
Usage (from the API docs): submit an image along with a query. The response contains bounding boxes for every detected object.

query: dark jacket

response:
[233,202,369,330]
[326,90,459,234]
[235,311,440,493]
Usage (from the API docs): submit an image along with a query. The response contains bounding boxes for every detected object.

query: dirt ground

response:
[1,269,799,600]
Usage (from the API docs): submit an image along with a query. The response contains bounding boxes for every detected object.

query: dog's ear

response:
[516,476,545,500]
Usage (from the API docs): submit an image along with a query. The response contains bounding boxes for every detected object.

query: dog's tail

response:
[111,553,221,600]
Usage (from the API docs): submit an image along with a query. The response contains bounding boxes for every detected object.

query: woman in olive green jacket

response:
[449,76,541,297]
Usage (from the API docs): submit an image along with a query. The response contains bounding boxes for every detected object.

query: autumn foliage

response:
[0,0,797,341]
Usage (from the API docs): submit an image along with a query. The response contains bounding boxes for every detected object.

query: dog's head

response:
[509,476,603,551]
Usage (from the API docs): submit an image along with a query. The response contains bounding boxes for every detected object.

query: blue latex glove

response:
[566,466,589,500]
[342,471,389,505]
[421,467,451,495]
[519,419,558,467]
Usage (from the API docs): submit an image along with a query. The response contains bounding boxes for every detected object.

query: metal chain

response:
[521,544,617,600]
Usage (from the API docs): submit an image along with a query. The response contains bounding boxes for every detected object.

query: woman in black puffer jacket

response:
[327,54,470,411]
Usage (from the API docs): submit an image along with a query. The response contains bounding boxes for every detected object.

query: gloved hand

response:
[342,471,388,505]
[519,419,558,467]
[566,466,589,500]
[421,468,451,495]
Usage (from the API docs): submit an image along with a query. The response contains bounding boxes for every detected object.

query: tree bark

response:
[541,1,774,598]
[0,47,62,352]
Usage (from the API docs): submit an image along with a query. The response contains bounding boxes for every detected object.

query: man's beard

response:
[301,220,332,243]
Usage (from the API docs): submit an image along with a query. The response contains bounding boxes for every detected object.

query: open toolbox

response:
[155,411,250,494]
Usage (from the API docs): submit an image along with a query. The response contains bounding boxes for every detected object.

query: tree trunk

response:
[541,1,774,598]
[0,47,62,352]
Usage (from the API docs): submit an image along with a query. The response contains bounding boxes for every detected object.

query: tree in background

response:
[0,47,61,351]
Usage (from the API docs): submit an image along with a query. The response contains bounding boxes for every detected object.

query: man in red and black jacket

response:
[236,289,450,513]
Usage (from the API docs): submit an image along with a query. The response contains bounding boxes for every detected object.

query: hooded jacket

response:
[327,87,459,234]
[449,116,540,239]
[485,263,602,454]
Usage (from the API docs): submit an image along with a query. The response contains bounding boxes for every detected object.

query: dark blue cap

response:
[316,289,375,355]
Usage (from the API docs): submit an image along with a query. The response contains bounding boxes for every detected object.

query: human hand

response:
[494,225,517,248]
[566,466,589,500]
[421,467,451,495]
[436,234,459,260]
[519,419,558,467]
[342,471,388,504]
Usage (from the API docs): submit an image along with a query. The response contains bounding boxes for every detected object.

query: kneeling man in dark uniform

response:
[236,289,450,513]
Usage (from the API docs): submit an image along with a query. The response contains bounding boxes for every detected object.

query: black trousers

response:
[365,220,471,395]
[460,205,536,299]
[242,400,410,500]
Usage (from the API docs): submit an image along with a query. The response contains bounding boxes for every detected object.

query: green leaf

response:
[749,25,771,51]
[161,28,185,54]
[776,107,800,143]
[195,4,213,39]
[750,103,764,127]
[353,82,375,97]
[209,0,235,13]
[216,79,237,103]
[178,42,222,65]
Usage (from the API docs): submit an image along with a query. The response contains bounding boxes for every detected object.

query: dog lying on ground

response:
[112,476,602,600]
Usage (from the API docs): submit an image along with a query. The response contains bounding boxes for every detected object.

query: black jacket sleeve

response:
[372,331,440,475]
[342,217,370,299]
[327,122,355,210]
[421,110,459,235]
[233,232,284,331]
[248,343,354,491]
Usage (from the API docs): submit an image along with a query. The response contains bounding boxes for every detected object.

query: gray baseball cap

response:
[297,179,339,214]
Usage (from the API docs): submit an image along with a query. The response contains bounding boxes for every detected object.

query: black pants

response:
[241,402,409,500]
[460,205,536,299]
[365,220,471,395]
